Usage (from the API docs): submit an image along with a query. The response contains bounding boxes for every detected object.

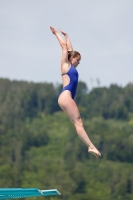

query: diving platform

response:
[0,188,61,199]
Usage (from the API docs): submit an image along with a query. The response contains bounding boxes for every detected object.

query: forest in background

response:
[0,78,133,200]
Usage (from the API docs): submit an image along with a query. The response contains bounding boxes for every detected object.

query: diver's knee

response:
[74,117,83,127]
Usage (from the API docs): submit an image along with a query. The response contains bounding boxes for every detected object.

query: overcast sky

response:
[0,0,133,90]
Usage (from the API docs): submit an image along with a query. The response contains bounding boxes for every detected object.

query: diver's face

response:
[71,55,81,68]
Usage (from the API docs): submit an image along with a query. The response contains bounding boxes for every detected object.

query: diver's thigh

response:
[67,100,80,121]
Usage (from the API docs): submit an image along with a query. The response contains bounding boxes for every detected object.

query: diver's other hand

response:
[50,26,57,34]
[59,29,67,36]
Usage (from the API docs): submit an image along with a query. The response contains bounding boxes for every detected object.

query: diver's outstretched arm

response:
[50,26,66,48]
[50,26,68,66]
[59,29,73,51]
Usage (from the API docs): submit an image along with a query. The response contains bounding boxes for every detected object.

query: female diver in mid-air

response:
[50,26,101,158]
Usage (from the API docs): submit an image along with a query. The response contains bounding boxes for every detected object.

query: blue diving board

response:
[0,188,61,199]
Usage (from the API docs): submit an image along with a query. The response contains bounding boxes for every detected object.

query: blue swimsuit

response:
[59,66,79,99]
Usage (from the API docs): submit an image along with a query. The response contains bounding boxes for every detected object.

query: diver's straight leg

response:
[58,91,101,158]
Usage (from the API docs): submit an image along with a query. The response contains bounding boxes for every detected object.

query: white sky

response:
[0,0,133,90]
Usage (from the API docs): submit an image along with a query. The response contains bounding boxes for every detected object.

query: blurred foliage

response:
[0,78,133,199]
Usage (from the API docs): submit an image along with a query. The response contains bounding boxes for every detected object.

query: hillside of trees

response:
[0,78,133,200]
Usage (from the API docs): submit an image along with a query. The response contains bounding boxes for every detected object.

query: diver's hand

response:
[59,29,67,36]
[50,26,57,35]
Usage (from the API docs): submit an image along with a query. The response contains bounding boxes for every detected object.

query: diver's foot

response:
[88,146,101,158]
